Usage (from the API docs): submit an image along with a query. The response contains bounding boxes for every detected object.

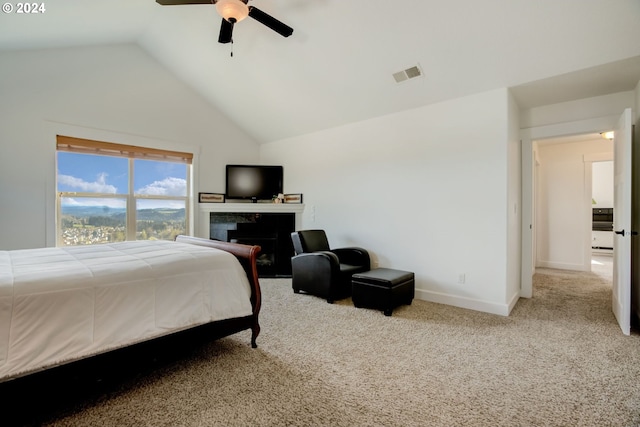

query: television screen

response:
[226,165,283,202]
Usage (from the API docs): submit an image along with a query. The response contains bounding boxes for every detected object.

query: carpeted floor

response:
[3,256,640,426]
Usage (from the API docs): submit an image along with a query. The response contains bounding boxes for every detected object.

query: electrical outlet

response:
[458,273,466,284]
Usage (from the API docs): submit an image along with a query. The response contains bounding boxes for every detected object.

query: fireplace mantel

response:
[197,203,305,239]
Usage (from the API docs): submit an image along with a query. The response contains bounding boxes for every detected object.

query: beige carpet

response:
[3,259,640,426]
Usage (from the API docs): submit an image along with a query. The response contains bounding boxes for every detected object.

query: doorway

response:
[521,110,636,335]
[532,133,613,275]
[520,115,619,299]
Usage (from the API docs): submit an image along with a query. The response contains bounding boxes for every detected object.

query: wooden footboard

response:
[175,235,262,348]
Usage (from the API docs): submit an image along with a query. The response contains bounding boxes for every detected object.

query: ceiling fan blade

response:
[248,6,293,38]
[156,0,212,5]
[218,18,234,44]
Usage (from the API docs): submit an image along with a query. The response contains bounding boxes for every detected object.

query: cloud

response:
[58,173,117,193]
[136,177,186,196]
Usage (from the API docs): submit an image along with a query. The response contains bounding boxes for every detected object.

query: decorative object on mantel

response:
[199,192,225,203]
[272,193,285,204]
[283,194,303,204]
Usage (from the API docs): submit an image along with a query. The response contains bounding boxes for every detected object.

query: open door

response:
[612,108,633,335]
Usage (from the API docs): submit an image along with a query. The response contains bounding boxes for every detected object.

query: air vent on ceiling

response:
[393,65,423,83]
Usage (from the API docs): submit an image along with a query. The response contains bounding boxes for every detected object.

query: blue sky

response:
[58,152,187,209]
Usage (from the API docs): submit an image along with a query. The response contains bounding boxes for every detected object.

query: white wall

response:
[0,44,260,249]
[261,88,515,315]
[535,139,613,271]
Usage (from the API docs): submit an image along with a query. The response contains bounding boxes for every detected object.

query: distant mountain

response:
[61,206,185,222]
[137,208,185,222]
[61,206,126,217]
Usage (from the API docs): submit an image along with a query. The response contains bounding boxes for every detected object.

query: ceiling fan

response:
[155,0,294,44]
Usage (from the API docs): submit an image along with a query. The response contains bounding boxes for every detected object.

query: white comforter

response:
[0,240,253,381]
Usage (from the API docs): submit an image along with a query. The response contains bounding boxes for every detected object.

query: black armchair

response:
[290,230,370,303]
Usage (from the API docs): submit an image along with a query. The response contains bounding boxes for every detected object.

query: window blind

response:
[56,135,193,165]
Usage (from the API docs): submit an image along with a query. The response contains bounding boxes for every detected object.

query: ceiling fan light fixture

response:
[215,0,249,23]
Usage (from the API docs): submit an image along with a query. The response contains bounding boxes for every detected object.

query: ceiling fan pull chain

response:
[230,40,234,57]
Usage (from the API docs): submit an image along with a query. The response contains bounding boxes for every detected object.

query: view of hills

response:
[61,206,185,221]
[59,206,186,245]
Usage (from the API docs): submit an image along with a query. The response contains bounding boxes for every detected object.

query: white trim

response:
[520,115,619,141]
[507,290,521,314]
[537,260,590,272]
[199,202,306,214]
[583,158,593,272]
[415,288,511,316]
[520,137,534,298]
[584,152,614,162]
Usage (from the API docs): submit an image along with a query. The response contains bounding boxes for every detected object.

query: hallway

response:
[590,254,613,282]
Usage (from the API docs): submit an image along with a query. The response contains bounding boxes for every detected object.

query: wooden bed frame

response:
[174,235,262,348]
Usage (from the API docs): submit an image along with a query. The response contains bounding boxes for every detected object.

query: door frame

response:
[520,115,620,298]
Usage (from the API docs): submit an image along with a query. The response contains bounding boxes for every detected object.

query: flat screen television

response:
[226,165,283,202]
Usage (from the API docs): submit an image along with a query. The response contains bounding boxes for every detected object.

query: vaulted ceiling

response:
[1,0,640,144]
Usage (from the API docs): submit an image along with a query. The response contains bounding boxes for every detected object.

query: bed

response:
[0,235,261,382]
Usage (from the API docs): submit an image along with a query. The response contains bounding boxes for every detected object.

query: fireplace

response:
[228,227,278,274]
[208,210,298,277]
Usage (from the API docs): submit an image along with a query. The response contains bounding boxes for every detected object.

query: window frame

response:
[56,135,193,246]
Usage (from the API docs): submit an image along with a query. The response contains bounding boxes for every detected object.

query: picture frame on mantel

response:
[283,193,303,204]
[199,192,225,203]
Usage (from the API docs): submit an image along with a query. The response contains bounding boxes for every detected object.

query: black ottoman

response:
[352,268,415,316]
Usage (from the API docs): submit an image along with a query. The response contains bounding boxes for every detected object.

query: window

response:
[56,135,192,246]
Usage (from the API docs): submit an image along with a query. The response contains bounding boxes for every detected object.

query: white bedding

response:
[0,240,253,381]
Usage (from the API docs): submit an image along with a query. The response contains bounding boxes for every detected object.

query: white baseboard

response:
[507,290,521,314]
[537,260,590,272]
[592,248,613,256]
[415,288,510,316]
